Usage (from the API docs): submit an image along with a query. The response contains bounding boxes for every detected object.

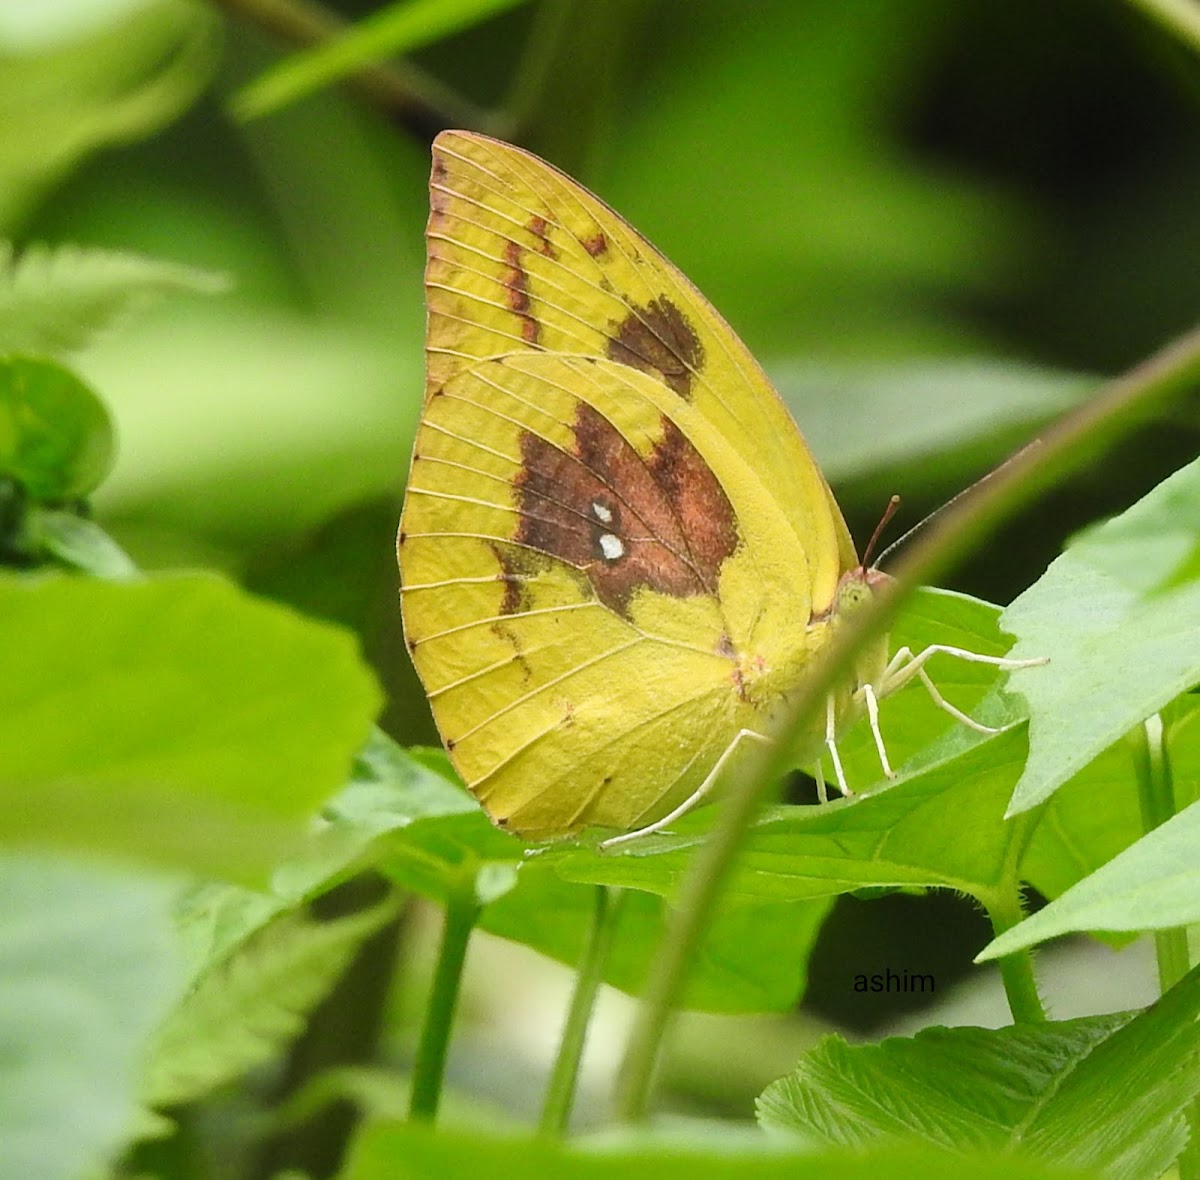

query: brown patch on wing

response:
[527,215,557,259]
[582,231,608,257]
[499,402,738,618]
[607,297,705,400]
[502,239,540,345]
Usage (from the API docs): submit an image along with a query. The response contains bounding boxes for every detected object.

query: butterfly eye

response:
[837,577,874,614]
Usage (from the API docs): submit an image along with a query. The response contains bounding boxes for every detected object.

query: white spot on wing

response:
[598,533,624,561]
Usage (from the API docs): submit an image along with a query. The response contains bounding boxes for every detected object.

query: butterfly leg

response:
[823,693,851,800]
[880,644,1048,733]
[861,683,895,777]
[598,728,770,851]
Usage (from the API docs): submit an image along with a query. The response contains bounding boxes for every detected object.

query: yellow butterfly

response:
[398,130,1039,849]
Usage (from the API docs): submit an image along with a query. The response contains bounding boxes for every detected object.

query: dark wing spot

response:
[583,231,608,257]
[528,215,557,259]
[502,240,540,346]
[606,297,705,399]
[502,399,737,618]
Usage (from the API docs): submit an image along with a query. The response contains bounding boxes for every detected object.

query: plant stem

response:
[1125,0,1200,54]
[614,739,780,1121]
[1129,717,1190,992]
[984,805,1046,1025]
[615,322,1200,1123]
[212,0,491,131]
[985,886,1047,1024]
[408,870,480,1122]
[539,886,623,1137]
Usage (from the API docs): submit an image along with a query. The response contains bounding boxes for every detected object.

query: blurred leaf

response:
[759,966,1200,1180]
[0,241,228,356]
[0,855,181,1180]
[85,307,420,546]
[778,358,1094,484]
[141,899,399,1107]
[1002,456,1200,815]
[0,572,382,882]
[0,0,221,225]
[233,0,532,121]
[0,354,114,498]
[481,862,831,1014]
[26,507,138,575]
[340,1121,1100,1180]
[268,1063,411,1132]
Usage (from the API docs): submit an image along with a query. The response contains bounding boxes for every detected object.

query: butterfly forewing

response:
[425,131,856,601]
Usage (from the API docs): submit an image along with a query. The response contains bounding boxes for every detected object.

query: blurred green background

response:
[7,0,1198,1130]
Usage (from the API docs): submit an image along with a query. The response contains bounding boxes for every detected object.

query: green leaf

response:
[271,733,503,908]
[278,592,1035,1012]
[0,354,114,499]
[760,964,1200,1180]
[981,794,1200,960]
[0,242,228,357]
[552,725,1026,910]
[1002,456,1200,814]
[0,572,382,882]
[141,899,398,1107]
[232,0,532,121]
[0,855,181,1180]
[339,1121,1100,1180]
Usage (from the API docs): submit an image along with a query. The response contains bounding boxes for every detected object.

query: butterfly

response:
[397,130,1041,850]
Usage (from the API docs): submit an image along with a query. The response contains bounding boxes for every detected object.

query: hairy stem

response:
[1130,717,1190,991]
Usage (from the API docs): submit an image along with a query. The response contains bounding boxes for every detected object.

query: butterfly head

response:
[833,492,900,617]
[834,562,893,617]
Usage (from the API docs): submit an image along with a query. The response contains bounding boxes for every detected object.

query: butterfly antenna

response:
[861,494,901,571]
[872,440,1043,569]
